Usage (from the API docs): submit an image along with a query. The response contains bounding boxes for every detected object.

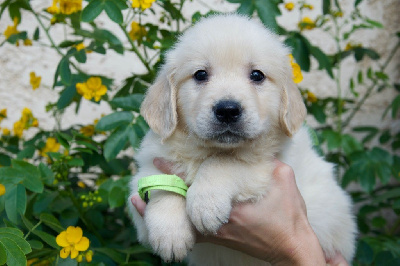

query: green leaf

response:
[108,186,126,208]
[0,167,24,185]
[355,0,364,6]
[128,124,139,148]
[109,94,144,111]
[365,18,383,28]
[103,125,130,161]
[73,49,87,63]
[28,240,43,250]
[375,251,400,266]
[81,0,104,22]
[391,95,400,118]
[16,145,35,160]
[236,0,255,16]
[255,0,281,33]
[57,84,77,110]
[59,58,71,85]
[67,157,84,167]
[95,247,125,263]
[12,160,43,193]
[341,134,363,155]
[321,130,341,151]
[356,240,374,264]
[0,244,6,265]
[8,2,21,23]
[33,27,39,40]
[357,70,363,84]
[40,213,64,233]
[38,163,55,185]
[104,1,123,24]
[309,45,333,78]
[5,184,26,223]
[285,34,310,71]
[322,0,330,14]
[0,228,31,254]
[95,111,134,131]
[21,216,58,249]
[0,239,26,266]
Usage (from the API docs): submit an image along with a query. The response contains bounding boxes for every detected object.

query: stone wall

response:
[0,0,399,141]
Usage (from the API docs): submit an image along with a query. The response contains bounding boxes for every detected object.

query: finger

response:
[153,157,186,179]
[153,157,175,175]
[131,194,146,217]
[326,253,348,266]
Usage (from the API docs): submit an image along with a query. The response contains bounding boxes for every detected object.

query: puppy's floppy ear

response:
[140,67,178,140]
[279,78,307,137]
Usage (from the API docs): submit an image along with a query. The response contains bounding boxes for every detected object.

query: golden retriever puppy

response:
[128,14,356,265]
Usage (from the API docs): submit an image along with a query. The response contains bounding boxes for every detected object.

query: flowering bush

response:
[0,0,399,265]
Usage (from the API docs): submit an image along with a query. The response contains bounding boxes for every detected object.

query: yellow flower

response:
[76,77,107,102]
[303,4,313,10]
[306,91,317,103]
[47,0,60,14]
[85,250,93,262]
[24,39,33,46]
[80,125,95,137]
[13,120,24,138]
[4,17,19,39]
[285,2,295,11]
[132,0,156,10]
[288,54,303,83]
[2,128,10,136]
[47,0,82,15]
[56,226,90,259]
[77,181,86,188]
[40,137,61,157]
[0,109,6,123]
[345,42,362,51]
[334,11,343,17]
[0,184,5,196]
[129,22,147,41]
[32,119,39,127]
[298,17,316,30]
[30,72,41,90]
[75,42,85,51]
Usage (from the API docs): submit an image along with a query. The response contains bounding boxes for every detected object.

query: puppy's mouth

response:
[208,127,248,144]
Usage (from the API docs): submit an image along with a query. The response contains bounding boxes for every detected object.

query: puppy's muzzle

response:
[213,100,242,124]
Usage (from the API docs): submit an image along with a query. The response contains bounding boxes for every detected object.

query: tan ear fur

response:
[279,78,307,137]
[140,68,177,140]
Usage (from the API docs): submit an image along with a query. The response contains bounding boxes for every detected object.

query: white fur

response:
[128,14,356,265]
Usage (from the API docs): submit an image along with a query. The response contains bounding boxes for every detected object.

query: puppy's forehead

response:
[168,15,289,72]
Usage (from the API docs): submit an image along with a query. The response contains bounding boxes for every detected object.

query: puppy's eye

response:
[250,70,265,82]
[193,70,208,82]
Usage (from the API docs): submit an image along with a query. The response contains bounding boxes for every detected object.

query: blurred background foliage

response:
[0,0,399,265]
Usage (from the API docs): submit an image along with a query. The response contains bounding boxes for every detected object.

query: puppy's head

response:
[141,14,306,145]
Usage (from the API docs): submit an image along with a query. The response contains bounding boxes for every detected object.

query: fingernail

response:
[131,196,137,206]
[153,157,161,168]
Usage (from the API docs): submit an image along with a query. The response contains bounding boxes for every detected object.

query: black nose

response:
[213,100,242,123]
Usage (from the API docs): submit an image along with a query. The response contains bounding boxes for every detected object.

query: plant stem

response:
[388,216,400,235]
[342,41,400,129]
[24,220,42,240]
[66,188,106,245]
[119,24,154,77]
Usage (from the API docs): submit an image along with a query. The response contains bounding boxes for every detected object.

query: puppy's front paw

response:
[187,186,232,234]
[148,225,195,262]
[145,201,195,262]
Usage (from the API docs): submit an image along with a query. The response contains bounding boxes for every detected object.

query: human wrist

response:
[287,227,325,265]
[273,223,325,266]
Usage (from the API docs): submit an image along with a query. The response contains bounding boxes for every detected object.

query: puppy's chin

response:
[211,132,246,145]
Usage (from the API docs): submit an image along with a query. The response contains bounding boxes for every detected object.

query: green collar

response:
[138,174,188,202]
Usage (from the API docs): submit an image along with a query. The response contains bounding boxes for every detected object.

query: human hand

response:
[130,158,348,266]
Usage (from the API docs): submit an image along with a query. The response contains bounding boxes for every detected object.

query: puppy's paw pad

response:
[149,230,195,262]
[187,193,231,234]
